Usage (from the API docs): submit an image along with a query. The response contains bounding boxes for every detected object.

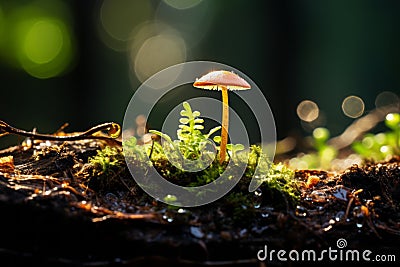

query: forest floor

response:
[0,138,399,267]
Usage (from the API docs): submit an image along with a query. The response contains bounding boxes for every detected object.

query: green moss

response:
[88,146,124,176]
[87,102,301,213]
[222,192,256,226]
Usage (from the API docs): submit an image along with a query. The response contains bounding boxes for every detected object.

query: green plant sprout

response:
[149,101,221,169]
[352,112,400,161]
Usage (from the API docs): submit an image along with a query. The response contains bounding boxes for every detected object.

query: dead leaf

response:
[0,155,14,172]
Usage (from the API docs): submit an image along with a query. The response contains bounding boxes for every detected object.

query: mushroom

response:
[193,70,251,164]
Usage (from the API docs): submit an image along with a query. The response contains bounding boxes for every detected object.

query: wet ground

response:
[0,139,399,267]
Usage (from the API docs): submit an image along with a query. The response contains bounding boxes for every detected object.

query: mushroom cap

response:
[193,70,251,90]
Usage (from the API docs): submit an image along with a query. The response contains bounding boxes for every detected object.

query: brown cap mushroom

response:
[193,70,251,90]
[193,70,251,164]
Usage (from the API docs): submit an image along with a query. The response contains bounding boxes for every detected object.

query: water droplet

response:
[321,221,331,229]
[295,205,308,217]
[253,188,263,208]
[126,206,135,213]
[355,222,363,228]
[261,213,269,218]
[310,190,328,203]
[104,192,119,209]
[162,210,175,223]
[174,208,191,224]
[335,211,346,222]
[254,188,262,196]
[259,206,274,218]
[353,206,364,228]
[303,196,313,202]
[316,205,324,212]
[190,226,204,238]
[206,232,215,240]
[177,208,186,214]
[333,186,349,201]
[239,228,248,238]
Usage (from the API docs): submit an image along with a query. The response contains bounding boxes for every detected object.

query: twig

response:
[0,119,122,145]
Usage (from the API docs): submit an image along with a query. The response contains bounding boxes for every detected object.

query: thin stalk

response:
[220,86,229,164]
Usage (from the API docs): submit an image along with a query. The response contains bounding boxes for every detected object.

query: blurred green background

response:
[0,0,399,149]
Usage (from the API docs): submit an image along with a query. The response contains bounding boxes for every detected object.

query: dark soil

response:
[0,139,399,267]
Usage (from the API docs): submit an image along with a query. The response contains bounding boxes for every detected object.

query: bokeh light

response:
[17,17,73,79]
[361,136,374,149]
[99,0,152,51]
[385,113,400,130]
[162,0,203,10]
[155,0,211,48]
[341,95,365,118]
[297,100,319,122]
[3,1,75,79]
[23,20,63,64]
[313,127,330,142]
[0,5,4,47]
[375,91,400,109]
[133,31,186,84]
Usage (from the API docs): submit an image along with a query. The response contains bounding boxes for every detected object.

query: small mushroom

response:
[193,70,251,163]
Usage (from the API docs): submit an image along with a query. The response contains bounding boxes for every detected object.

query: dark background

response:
[0,0,399,149]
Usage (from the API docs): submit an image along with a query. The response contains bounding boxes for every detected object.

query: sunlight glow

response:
[297,100,319,122]
[17,17,73,79]
[133,33,186,84]
[385,113,395,122]
[342,95,364,118]
[24,20,63,64]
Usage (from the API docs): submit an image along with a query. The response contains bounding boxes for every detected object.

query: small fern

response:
[150,101,221,161]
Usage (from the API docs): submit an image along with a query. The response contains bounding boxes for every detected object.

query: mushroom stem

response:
[220,85,229,164]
